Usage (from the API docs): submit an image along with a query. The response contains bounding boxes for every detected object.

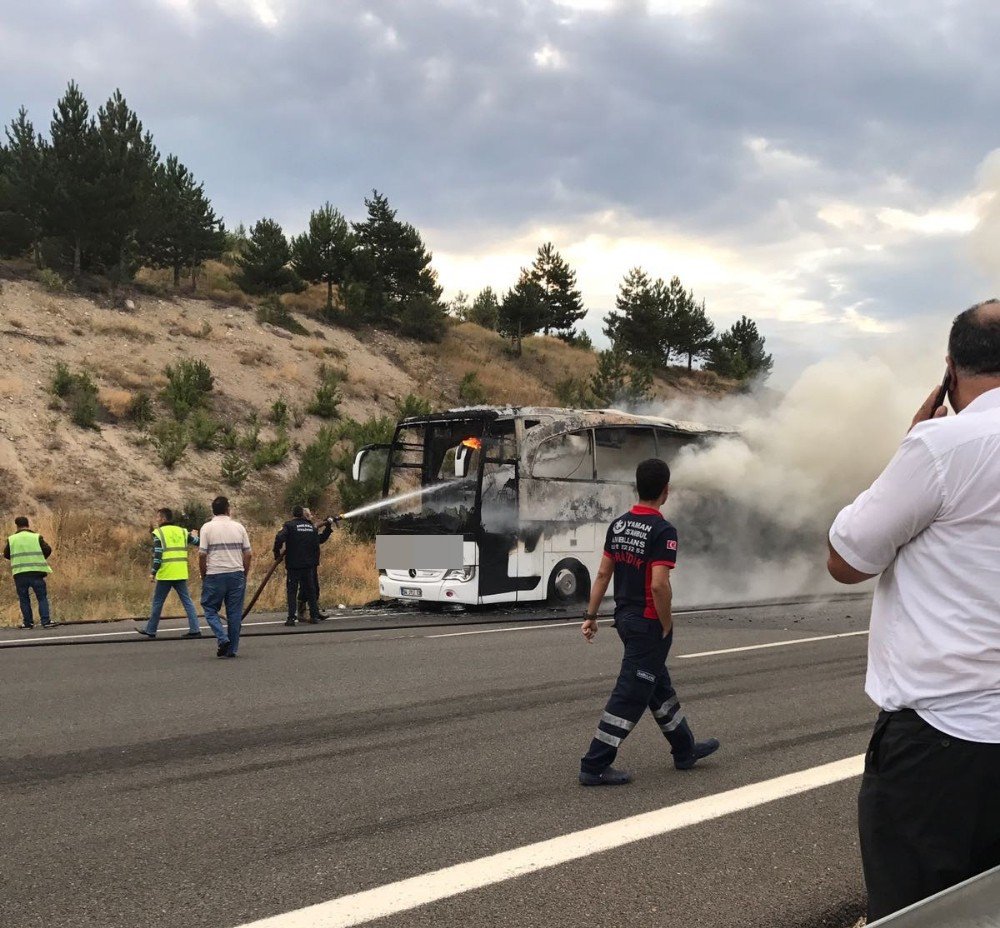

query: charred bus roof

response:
[397,405,734,437]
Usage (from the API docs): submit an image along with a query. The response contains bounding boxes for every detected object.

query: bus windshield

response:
[378,417,489,535]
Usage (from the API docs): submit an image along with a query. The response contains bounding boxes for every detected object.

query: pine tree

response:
[350,190,446,334]
[529,242,586,336]
[290,202,353,316]
[602,267,672,367]
[497,271,546,356]
[47,81,104,277]
[673,297,715,370]
[590,348,653,408]
[705,315,774,383]
[468,287,500,329]
[236,217,297,294]
[150,156,224,288]
[1,108,48,264]
[448,290,471,320]
[94,90,160,285]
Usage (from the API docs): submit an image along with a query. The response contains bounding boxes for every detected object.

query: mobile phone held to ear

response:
[933,370,951,411]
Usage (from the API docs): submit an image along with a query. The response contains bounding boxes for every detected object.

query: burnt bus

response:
[352,406,727,606]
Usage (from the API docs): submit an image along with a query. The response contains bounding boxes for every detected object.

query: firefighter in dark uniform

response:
[296,507,335,620]
[579,458,720,785]
[274,506,332,626]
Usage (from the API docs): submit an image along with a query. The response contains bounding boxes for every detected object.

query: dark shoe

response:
[136,628,156,639]
[182,631,203,639]
[42,621,58,628]
[216,640,231,658]
[284,618,296,627]
[675,738,720,770]
[19,623,33,630]
[579,766,632,786]
[225,652,237,658]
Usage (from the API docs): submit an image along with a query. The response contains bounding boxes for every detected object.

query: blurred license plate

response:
[400,587,422,597]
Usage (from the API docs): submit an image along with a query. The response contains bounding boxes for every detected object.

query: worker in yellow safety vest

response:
[136,508,202,640]
[4,516,55,629]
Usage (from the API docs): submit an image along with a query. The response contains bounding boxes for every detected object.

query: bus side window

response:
[532,430,595,480]
[594,427,656,482]
[654,428,696,462]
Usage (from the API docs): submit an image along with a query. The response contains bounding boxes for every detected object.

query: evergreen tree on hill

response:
[95,90,160,285]
[150,155,225,289]
[705,315,773,383]
[236,217,299,294]
[47,81,104,277]
[468,287,500,330]
[529,242,586,337]
[0,108,48,263]
[350,190,446,339]
[603,267,672,367]
[590,347,653,408]
[291,202,353,317]
[497,271,546,356]
[673,296,715,370]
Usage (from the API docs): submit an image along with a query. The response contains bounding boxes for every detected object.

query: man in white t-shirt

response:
[828,299,1000,921]
[199,496,252,659]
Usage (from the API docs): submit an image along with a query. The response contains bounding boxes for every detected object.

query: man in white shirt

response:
[199,496,252,659]
[828,299,1000,921]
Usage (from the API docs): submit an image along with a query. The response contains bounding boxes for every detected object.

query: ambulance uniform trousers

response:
[287,567,319,620]
[581,615,695,775]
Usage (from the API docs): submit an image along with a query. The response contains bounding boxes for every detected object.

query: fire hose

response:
[242,554,283,621]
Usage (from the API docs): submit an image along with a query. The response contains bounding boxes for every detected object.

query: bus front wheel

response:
[547,559,590,605]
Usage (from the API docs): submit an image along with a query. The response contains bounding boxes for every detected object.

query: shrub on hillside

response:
[188,410,219,450]
[162,359,214,420]
[68,372,100,429]
[177,500,210,530]
[256,294,308,336]
[152,420,188,469]
[252,433,290,470]
[36,267,66,293]
[221,451,250,488]
[458,371,488,405]
[269,399,289,429]
[285,426,338,506]
[307,364,343,419]
[51,362,74,397]
[127,390,154,425]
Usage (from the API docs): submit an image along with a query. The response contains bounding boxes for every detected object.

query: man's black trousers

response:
[286,567,318,620]
[580,614,695,774]
[859,708,1000,921]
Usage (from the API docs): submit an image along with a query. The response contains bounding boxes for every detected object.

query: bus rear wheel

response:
[547,559,590,605]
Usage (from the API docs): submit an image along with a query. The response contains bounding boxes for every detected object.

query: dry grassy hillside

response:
[0,261,733,624]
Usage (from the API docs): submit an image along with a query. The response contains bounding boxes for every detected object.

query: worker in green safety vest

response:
[136,507,202,640]
[4,516,55,629]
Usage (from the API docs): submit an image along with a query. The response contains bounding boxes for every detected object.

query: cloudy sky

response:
[5,0,1000,381]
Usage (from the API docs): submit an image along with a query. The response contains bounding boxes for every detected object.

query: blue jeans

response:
[146,579,200,635]
[200,572,246,655]
[14,574,51,626]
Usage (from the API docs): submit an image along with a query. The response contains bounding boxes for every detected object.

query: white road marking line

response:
[235,753,866,928]
[677,630,869,660]
[428,620,607,638]
[0,616,355,646]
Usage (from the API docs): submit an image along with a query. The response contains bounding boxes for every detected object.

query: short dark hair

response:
[14,516,29,529]
[292,505,304,518]
[211,496,230,516]
[636,458,670,500]
[157,507,173,522]
[949,300,1000,375]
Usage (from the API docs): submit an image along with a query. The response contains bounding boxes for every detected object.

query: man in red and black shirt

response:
[579,458,719,786]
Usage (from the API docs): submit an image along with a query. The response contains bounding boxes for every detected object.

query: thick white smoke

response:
[656,322,950,605]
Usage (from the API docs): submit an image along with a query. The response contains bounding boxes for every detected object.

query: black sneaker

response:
[181,631,203,639]
[216,640,231,658]
[579,767,632,786]
[136,628,156,639]
[284,618,296,627]
[675,738,720,770]
[42,621,58,628]
[18,623,33,630]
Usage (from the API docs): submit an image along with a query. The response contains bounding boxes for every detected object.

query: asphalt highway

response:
[1,594,874,928]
